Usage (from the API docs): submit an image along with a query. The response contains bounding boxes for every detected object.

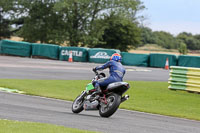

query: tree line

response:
[1,0,200,52]
[141,27,200,51]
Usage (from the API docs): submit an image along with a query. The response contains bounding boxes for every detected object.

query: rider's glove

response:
[93,67,97,72]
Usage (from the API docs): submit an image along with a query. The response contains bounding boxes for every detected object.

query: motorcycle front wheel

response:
[99,93,121,118]
[72,95,84,113]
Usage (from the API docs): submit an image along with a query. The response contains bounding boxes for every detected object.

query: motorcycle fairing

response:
[86,83,95,93]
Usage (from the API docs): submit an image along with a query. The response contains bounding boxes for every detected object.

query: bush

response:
[179,42,188,55]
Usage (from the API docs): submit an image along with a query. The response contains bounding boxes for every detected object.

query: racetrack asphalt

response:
[1,55,200,133]
[1,91,200,133]
[0,55,169,81]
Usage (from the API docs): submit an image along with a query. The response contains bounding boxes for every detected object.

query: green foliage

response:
[2,0,200,51]
[96,14,141,51]
[53,0,144,46]
[140,27,154,45]
[178,42,187,55]
[0,14,11,40]
[152,31,179,49]
[1,0,144,48]
[0,79,200,120]
[140,27,200,50]
[177,32,200,50]
[15,0,66,44]
[0,0,15,39]
[140,27,179,49]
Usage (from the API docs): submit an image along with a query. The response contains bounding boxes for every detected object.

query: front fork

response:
[80,91,87,99]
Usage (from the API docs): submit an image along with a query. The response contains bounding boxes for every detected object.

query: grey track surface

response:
[0,55,169,81]
[1,55,200,133]
[0,91,200,133]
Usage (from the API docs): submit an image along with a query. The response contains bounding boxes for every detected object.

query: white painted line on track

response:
[126,68,152,72]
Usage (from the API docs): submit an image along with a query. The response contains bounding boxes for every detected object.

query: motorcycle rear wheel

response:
[99,93,121,118]
[72,95,84,113]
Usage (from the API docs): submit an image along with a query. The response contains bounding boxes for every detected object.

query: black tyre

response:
[99,93,121,118]
[72,95,84,113]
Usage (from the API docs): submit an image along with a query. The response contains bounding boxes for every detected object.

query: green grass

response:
[0,79,200,121]
[0,119,97,133]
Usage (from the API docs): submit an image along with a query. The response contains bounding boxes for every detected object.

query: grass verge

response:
[0,119,96,133]
[0,79,200,121]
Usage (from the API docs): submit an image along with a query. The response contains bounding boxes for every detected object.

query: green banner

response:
[149,53,177,68]
[88,48,120,63]
[121,52,149,66]
[178,55,200,68]
[32,43,60,59]
[59,47,89,62]
[0,40,31,57]
[0,40,2,54]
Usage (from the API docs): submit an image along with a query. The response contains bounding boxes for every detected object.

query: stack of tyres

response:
[168,66,200,93]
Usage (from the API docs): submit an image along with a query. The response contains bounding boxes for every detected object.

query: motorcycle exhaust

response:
[121,95,129,103]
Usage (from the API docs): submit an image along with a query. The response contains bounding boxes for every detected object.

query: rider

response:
[92,53,126,95]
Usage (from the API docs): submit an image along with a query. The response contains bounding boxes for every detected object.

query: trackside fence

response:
[168,66,200,93]
[0,40,31,57]
[121,52,149,67]
[1,39,200,68]
[178,55,200,68]
[149,53,177,68]
[32,43,60,59]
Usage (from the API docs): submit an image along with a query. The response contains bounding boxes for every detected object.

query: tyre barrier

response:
[168,66,200,93]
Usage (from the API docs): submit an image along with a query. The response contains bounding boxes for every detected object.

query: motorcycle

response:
[71,70,130,118]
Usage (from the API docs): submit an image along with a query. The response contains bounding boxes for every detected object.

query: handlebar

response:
[92,68,98,75]
[94,71,99,76]
[92,68,106,79]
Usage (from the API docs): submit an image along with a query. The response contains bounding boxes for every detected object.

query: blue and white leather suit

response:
[94,60,126,89]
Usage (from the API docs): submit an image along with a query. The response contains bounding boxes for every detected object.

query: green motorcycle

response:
[72,71,130,118]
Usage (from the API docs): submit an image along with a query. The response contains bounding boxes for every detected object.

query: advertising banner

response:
[88,48,120,63]
[59,47,89,62]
